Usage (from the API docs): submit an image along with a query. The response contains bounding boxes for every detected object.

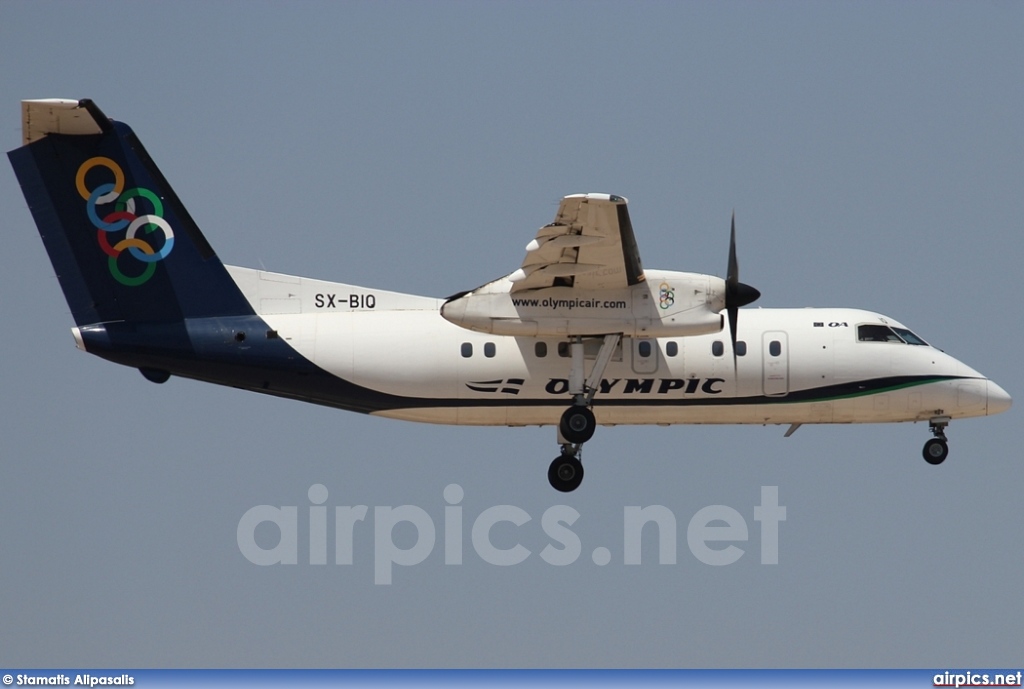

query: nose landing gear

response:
[923,416,950,465]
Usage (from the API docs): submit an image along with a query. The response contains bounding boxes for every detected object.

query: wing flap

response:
[510,193,645,292]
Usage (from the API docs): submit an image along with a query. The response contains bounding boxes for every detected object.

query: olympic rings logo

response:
[659,282,675,310]
[77,156,175,286]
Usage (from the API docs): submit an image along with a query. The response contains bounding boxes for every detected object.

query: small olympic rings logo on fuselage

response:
[77,156,174,286]
[659,282,675,310]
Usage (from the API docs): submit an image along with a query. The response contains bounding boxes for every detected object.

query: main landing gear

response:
[547,334,620,492]
[549,449,584,493]
[922,416,950,465]
[560,406,596,444]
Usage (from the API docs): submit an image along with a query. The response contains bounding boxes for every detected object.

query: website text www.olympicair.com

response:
[237,485,786,584]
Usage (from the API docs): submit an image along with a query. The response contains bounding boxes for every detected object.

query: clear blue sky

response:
[1,1,1021,667]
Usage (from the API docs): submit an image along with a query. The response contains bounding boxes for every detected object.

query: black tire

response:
[559,406,596,444]
[548,453,584,492]
[923,438,948,465]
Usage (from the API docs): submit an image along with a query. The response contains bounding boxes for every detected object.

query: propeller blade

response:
[727,212,738,288]
[727,302,740,354]
[723,212,761,373]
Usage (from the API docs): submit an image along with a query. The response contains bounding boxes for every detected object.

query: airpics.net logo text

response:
[237,485,786,584]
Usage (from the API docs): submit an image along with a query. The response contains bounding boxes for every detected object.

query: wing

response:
[509,193,645,292]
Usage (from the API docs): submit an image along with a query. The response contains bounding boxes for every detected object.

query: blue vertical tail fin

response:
[8,99,253,327]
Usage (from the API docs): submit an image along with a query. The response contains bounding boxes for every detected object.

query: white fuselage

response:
[226,266,1008,429]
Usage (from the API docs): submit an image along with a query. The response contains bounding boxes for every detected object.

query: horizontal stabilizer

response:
[21,99,106,144]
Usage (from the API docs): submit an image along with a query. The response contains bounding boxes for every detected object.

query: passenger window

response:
[769,340,781,357]
[535,342,547,358]
[555,338,625,361]
[461,343,473,358]
[712,341,724,357]
[666,341,678,357]
[484,342,496,358]
[736,341,747,357]
[638,340,652,357]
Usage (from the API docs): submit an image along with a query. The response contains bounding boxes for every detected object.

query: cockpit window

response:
[857,324,930,346]
[891,327,928,346]
[858,324,903,342]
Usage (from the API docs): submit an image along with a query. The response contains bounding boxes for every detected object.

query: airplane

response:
[8,98,1012,492]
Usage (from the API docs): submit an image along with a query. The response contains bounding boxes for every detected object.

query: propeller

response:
[725,212,761,371]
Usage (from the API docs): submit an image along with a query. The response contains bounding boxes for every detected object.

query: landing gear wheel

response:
[923,438,948,465]
[548,453,584,492]
[559,406,596,444]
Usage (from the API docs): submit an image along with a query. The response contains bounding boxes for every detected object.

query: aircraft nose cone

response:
[987,380,1012,416]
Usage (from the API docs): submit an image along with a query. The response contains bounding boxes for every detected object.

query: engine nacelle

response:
[441,270,727,338]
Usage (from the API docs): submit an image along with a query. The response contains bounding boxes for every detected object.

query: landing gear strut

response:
[547,333,621,492]
[923,416,950,465]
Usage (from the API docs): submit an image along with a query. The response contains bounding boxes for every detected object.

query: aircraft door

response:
[631,337,658,374]
[762,331,789,396]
